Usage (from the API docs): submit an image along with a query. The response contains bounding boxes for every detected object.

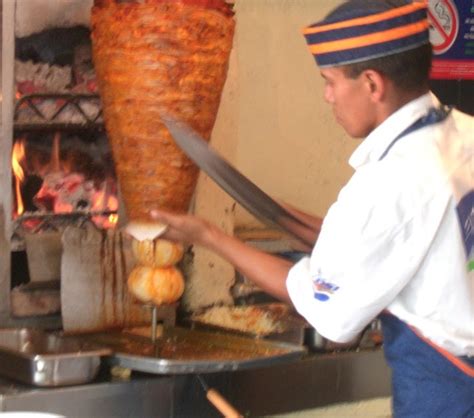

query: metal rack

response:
[14,93,104,132]
[11,210,118,252]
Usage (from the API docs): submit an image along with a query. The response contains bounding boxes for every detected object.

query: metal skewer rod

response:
[140,303,160,342]
[151,305,158,343]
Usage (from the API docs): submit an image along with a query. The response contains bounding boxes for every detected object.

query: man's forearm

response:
[150,208,295,302]
[282,203,323,233]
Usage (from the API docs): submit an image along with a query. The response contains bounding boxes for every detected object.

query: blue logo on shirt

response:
[312,276,340,302]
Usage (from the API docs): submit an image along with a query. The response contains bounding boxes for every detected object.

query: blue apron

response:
[380,313,474,418]
[379,106,474,417]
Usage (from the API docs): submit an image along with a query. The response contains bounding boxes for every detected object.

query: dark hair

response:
[341,43,433,92]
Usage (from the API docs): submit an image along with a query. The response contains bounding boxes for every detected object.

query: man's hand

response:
[150,209,215,246]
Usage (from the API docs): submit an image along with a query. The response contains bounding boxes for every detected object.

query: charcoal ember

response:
[34,172,95,212]
[15,54,100,124]
[15,59,72,94]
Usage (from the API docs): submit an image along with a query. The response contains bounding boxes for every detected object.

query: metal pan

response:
[78,325,306,375]
[0,328,112,386]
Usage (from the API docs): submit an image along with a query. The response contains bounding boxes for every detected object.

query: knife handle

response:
[206,388,242,418]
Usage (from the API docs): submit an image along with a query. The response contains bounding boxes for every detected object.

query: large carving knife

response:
[162,116,316,248]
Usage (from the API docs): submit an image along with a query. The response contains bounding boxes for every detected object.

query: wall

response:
[188,0,356,309]
[232,0,354,226]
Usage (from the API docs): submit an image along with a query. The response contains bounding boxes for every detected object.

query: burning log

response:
[15,60,72,94]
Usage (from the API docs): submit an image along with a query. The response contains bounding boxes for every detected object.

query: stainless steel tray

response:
[0,328,112,387]
[80,325,306,374]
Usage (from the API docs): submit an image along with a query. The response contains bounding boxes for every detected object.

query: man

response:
[152,1,474,416]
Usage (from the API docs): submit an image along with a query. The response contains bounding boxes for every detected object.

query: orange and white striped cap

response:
[303,1,430,67]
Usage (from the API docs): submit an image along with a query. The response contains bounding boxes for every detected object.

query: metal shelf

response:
[14,122,105,133]
[14,93,104,132]
[11,211,118,252]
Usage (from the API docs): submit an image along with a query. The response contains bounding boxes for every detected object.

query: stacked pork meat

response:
[91,0,235,304]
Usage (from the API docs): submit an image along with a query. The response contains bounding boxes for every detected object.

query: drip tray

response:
[77,325,306,375]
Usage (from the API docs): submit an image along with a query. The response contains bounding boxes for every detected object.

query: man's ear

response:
[362,70,385,102]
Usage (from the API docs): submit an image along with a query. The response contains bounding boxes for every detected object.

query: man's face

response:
[320,66,376,138]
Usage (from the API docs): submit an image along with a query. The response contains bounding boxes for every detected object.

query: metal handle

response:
[197,374,242,418]
[206,388,242,418]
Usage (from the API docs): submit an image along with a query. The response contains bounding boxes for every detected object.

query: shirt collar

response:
[349,92,439,169]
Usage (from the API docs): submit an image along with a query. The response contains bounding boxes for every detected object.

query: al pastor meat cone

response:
[91,0,235,238]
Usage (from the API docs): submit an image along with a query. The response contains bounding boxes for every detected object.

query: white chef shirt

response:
[287,93,474,356]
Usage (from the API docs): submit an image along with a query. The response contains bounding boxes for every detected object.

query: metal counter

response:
[0,348,391,417]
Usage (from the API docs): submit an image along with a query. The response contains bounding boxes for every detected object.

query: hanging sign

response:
[429,0,474,80]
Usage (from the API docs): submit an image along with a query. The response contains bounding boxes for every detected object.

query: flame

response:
[91,182,119,228]
[12,140,26,216]
[13,132,119,229]
[108,213,119,225]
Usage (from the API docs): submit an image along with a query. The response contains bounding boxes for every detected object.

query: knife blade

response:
[161,115,316,248]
